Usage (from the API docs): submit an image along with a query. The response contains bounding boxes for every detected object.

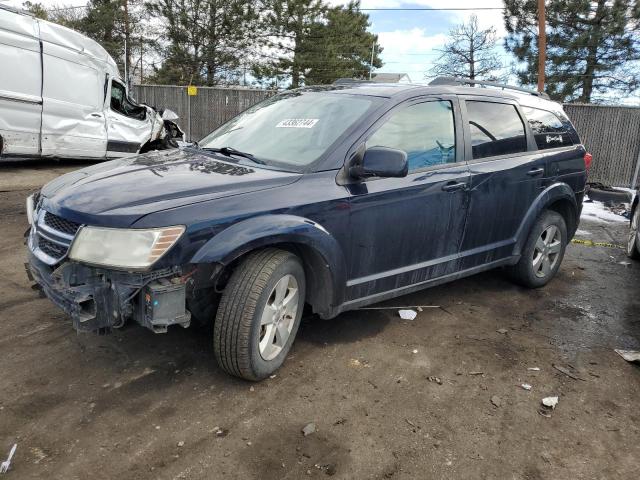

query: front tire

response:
[508,210,568,288]
[213,249,306,381]
[627,205,640,260]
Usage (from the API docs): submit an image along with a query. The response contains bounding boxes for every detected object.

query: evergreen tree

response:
[147,0,259,86]
[302,1,382,85]
[22,1,49,20]
[504,0,640,103]
[254,0,381,87]
[254,0,327,88]
[428,14,503,81]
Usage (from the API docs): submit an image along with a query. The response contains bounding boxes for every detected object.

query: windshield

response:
[199,91,377,170]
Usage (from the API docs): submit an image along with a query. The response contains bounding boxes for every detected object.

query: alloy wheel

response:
[259,274,299,361]
[532,225,562,278]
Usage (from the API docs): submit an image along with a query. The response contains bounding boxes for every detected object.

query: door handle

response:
[90,113,102,118]
[442,181,467,192]
[527,167,544,176]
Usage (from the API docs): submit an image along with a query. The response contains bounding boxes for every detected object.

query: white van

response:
[0,6,182,161]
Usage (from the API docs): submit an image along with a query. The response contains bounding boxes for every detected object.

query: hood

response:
[41,149,302,227]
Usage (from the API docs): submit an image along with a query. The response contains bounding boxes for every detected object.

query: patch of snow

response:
[574,229,592,236]
[581,199,627,223]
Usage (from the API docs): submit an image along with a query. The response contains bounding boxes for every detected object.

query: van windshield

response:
[198,91,377,170]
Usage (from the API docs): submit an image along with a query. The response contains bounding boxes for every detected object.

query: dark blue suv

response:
[26,78,589,380]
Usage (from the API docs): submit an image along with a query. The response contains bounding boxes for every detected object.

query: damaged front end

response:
[26,203,193,333]
[138,107,185,153]
[27,255,191,333]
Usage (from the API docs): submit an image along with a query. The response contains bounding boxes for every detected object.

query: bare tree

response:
[428,14,503,81]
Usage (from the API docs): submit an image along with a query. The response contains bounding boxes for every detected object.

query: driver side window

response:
[367,101,456,172]
[110,81,146,120]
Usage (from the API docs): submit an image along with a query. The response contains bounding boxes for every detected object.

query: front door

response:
[345,97,470,302]
[106,80,154,157]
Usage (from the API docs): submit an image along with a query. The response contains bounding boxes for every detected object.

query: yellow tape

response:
[571,238,625,249]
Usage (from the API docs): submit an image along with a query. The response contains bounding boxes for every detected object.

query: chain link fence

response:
[132,85,640,188]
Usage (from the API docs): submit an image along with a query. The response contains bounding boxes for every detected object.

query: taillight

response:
[584,152,593,172]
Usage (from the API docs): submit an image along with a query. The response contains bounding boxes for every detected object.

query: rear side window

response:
[367,100,456,172]
[466,101,527,159]
[522,106,574,150]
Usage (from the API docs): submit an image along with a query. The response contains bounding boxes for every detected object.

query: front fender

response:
[512,182,578,256]
[190,214,347,312]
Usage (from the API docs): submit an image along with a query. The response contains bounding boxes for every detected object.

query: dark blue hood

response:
[40,149,301,227]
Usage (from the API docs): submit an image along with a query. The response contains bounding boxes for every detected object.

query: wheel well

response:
[216,243,334,317]
[547,198,578,237]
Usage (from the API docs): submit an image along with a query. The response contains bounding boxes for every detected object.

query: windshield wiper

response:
[201,146,266,165]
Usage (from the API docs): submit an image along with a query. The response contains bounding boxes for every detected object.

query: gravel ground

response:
[0,159,639,480]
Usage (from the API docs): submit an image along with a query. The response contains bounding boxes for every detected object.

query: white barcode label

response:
[276,118,319,128]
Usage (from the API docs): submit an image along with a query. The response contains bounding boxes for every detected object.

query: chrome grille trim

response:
[29,209,80,265]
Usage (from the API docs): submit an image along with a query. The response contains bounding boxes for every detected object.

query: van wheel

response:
[213,249,305,381]
[627,206,640,260]
[508,211,567,288]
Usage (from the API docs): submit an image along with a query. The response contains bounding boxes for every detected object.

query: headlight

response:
[26,194,36,225]
[69,225,185,269]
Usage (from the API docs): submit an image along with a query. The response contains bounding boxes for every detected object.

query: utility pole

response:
[537,0,546,93]
[123,0,131,89]
[369,42,376,80]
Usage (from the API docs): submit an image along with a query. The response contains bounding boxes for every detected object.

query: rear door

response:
[520,105,586,195]
[458,97,544,269]
[345,97,470,301]
[0,10,42,157]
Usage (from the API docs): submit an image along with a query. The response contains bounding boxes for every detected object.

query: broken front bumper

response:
[26,251,191,333]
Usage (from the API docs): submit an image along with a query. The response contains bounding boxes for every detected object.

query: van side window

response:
[367,101,456,172]
[522,106,573,150]
[466,101,527,159]
[110,81,146,120]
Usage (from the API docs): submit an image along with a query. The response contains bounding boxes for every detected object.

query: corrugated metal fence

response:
[132,85,640,188]
[563,104,640,188]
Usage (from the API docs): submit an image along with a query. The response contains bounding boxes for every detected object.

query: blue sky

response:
[329,0,508,81]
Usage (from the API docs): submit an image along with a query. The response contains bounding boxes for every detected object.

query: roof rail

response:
[429,76,550,100]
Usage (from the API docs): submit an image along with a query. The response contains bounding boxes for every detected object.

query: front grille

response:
[44,211,80,236]
[38,237,67,258]
[30,209,82,265]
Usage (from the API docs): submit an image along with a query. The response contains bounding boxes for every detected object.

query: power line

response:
[360,7,504,11]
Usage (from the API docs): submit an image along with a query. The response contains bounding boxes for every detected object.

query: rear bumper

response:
[26,251,189,332]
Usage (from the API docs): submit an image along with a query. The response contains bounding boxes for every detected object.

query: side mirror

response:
[349,146,408,179]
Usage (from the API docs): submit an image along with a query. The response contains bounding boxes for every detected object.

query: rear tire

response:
[508,210,568,288]
[627,205,640,260]
[213,249,305,381]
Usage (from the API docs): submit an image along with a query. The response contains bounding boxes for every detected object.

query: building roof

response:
[370,73,412,84]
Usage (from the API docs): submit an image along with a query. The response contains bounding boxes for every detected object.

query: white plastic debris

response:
[521,383,532,391]
[615,349,640,363]
[399,309,417,321]
[0,444,16,474]
[542,396,559,409]
[527,367,541,371]
[302,423,317,436]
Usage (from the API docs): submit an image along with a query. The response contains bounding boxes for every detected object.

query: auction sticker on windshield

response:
[276,118,319,128]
